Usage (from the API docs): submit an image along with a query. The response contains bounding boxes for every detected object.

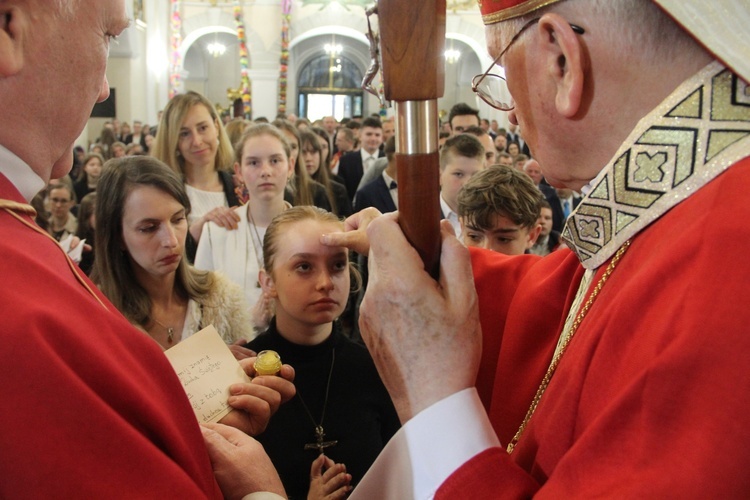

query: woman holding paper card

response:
[93,156,254,350]
[245,206,400,499]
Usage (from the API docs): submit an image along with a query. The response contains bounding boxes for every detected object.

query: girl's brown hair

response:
[93,156,215,328]
[299,129,338,214]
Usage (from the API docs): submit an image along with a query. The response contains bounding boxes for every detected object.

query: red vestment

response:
[0,173,221,497]
[438,157,750,497]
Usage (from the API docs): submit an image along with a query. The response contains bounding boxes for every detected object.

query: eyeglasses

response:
[472,19,585,111]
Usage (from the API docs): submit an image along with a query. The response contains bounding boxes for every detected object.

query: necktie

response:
[563,199,571,218]
[364,156,374,171]
[389,181,397,190]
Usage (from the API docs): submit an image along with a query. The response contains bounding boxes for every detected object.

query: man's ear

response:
[259,269,278,298]
[526,223,543,249]
[0,7,26,77]
[537,13,586,118]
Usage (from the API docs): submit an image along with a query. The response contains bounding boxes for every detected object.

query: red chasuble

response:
[439,157,750,497]
[0,173,221,497]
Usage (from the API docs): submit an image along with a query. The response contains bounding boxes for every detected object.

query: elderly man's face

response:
[28,0,129,181]
[523,160,544,185]
[322,116,337,134]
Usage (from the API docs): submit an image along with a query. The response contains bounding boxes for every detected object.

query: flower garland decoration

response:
[169,0,182,99]
[234,1,252,118]
[278,0,292,115]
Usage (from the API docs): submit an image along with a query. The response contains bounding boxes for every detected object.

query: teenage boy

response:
[439,134,486,238]
[458,165,543,255]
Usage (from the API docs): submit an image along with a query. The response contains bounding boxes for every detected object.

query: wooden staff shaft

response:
[378,0,446,278]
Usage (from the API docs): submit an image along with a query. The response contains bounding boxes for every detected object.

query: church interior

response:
[82,0,506,147]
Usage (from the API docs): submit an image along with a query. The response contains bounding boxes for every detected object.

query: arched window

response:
[298,54,364,121]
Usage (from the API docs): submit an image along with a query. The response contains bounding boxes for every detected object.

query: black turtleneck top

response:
[245,318,400,499]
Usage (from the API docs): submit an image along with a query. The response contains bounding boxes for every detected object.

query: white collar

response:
[0,145,46,202]
[360,148,378,163]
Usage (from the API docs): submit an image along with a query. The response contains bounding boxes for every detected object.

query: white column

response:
[247,69,280,120]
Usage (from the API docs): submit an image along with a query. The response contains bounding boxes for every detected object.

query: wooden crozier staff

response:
[364,0,446,278]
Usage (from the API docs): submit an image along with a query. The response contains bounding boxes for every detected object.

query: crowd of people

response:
[5,0,749,497]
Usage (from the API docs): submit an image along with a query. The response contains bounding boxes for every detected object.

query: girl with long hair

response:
[93,156,253,349]
[151,91,241,260]
[299,129,352,217]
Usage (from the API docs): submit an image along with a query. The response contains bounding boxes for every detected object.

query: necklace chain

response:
[151,317,176,344]
[506,240,631,454]
[298,347,337,454]
[246,204,265,288]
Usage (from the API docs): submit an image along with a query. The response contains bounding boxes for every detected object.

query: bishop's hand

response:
[358,215,482,423]
[201,423,286,499]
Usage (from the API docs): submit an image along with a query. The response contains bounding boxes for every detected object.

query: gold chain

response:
[506,240,631,454]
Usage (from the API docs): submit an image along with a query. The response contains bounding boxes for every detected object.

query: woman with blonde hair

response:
[93,156,253,350]
[151,91,241,261]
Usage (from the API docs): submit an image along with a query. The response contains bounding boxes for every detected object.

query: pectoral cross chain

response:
[304,425,337,454]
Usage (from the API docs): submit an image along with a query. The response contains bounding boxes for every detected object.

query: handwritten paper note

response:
[164,325,250,423]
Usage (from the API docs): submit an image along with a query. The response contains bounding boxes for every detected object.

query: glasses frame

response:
[472,18,585,111]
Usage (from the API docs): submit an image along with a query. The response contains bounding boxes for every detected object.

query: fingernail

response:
[227,396,238,405]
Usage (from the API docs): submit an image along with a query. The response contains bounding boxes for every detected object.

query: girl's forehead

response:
[281,219,341,234]
[244,134,284,151]
[274,220,344,251]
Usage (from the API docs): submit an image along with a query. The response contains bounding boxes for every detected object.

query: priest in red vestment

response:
[339,0,750,498]
[0,1,289,497]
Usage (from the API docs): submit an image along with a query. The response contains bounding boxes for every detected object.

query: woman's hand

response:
[218,358,296,436]
[228,339,256,361]
[189,206,241,242]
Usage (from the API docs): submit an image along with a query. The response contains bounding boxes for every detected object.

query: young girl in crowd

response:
[75,192,97,275]
[311,126,332,168]
[151,91,241,260]
[194,123,293,331]
[272,119,332,211]
[298,129,352,217]
[246,206,400,499]
[94,156,253,350]
[74,152,104,203]
[47,182,78,242]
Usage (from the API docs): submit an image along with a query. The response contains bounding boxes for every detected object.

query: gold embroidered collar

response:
[562,62,750,269]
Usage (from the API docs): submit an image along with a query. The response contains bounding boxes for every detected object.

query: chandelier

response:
[207,41,227,57]
[445,39,461,64]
